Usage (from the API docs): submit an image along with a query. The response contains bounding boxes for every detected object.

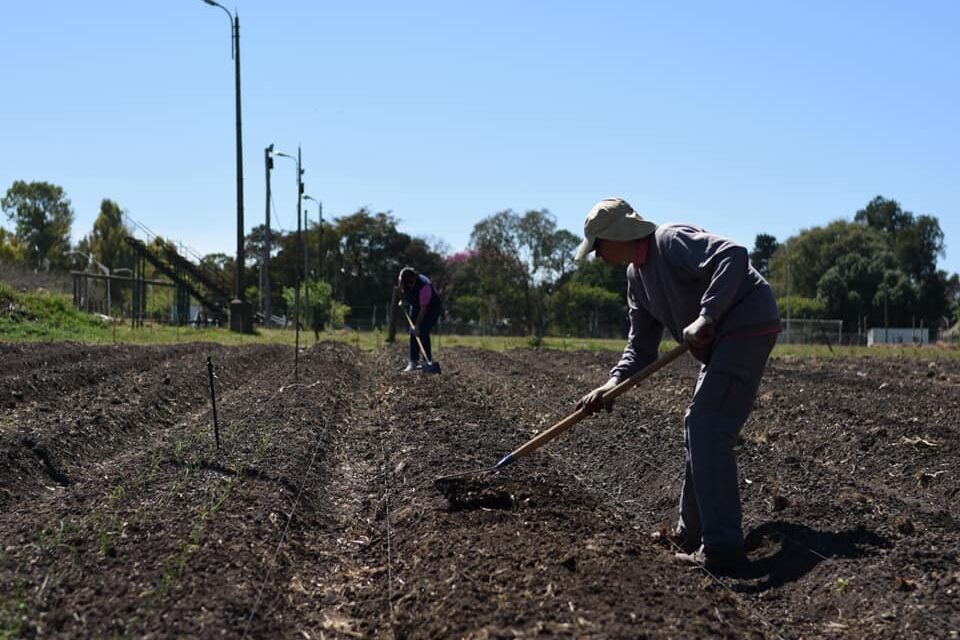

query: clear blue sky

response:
[2,1,958,275]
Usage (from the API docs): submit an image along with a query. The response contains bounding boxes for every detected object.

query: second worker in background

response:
[398,267,443,372]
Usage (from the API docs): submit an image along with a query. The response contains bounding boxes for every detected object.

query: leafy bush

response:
[282,278,349,329]
[551,281,624,335]
[776,295,827,318]
[0,282,106,338]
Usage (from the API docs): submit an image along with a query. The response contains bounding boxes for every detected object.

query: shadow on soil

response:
[159,458,301,495]
[21,437,71,486]
[736,520,891,591]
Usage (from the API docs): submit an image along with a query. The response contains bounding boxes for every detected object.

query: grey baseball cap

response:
[574,198,657,260]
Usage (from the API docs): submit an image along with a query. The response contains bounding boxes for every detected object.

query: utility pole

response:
[786,250,792,343]
[200,0,251,333]
[273,147,304,371]
[303,195,310,334]
[263,144,273,327]
[295,146,303,374]
[304,195,324,333]
[231,10,248,333]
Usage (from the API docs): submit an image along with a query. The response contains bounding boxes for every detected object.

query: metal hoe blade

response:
[433,454,515,499]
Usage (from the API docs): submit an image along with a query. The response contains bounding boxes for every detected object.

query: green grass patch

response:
[771,342,960,360]
[0,582,29,640]
[0,282,107,340]
[1,284,957,359]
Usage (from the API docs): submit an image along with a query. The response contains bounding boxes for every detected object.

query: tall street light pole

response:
[263,143,274,327]
[201,0,251,333]
[303,195,323,282]
[303,194,323,336]
[275,147,304,377]
[302,193,310,332]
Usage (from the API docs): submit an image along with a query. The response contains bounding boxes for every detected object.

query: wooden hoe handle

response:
[398,302,433,363]
[497,343,690,468]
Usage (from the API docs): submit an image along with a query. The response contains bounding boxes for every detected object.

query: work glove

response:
[576,378,619,415]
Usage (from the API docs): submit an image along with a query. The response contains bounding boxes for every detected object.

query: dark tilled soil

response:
[1,341,958,639]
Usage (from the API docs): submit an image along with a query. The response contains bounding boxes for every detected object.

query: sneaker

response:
[651,529,700,554]
[675,545,747,575]
[401,361,420,373]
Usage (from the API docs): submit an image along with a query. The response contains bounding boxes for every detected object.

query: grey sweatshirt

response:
[610,223,780,380]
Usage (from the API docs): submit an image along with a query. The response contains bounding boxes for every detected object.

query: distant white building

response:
[867,328,929,346]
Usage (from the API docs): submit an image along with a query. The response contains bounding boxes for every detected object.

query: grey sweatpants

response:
[677,333,777,551]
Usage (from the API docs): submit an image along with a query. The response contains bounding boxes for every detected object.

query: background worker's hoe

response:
[398,302,441,374]
[434,342,689,500]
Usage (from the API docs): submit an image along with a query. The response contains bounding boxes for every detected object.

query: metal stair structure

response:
[158,240,232,300]
[124,236,228,322]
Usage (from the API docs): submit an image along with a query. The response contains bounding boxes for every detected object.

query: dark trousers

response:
[677,333,777,550]
[409,304,441,362]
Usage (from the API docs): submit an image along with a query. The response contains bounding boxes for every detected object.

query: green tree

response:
[566,255,628,295]
[855,196,945,281]
[84,199,134,271]
[267,209,445,323]
[0,227,27,264]
[282,278,349,329]
[749,233,779,279]
[243,223,280,270]
[768,220,891,300]
[200,252,234,277]
[769,197,954,331]
[551,280,624,336]
[551,257,628,336]
[1,180,74,269]
[331,209,445,324]
[467,211,535,332]
[444,248,528,332]
[547,229,582,283]
[465,208,579,335]
[855,196,952,328]
[775,295,826,319]
[470,210,520,257]
[769,220,895,329]
[854,195,913,235]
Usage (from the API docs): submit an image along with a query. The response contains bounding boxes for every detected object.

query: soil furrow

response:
[2,342,958,639]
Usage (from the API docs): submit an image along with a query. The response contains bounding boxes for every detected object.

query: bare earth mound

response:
[1,341,957,638]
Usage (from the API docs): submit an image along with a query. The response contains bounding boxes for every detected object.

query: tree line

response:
[751,197,959,334]
[3,179,958,337]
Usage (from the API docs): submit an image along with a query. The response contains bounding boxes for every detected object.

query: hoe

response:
[434,343,689,500]
[399,303,442,374]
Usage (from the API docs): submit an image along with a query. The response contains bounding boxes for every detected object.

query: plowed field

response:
[2,341,958,638]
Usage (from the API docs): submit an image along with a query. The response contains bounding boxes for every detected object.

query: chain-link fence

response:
[339,304,629,339]
[778,318,845,346]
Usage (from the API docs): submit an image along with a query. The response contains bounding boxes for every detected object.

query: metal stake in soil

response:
[206,356,221,450]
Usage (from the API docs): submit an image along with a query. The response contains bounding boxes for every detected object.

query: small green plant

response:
[98,527,112,557]
[836,577,851,593]
[0,583,31,639]
[148,450,162,481]
[109,484,127,505]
